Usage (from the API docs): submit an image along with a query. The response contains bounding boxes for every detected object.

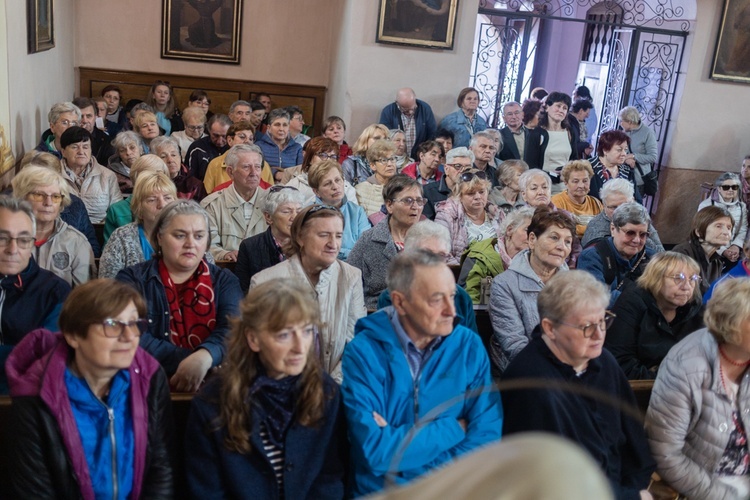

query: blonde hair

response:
[704,278,750,345]
[130,154,168,184]
[181,106,206,124]
[308,160,343,190]
[12,166,72,208]
[636,251,701,302]
[452,170,492,198]
[352,124,390,156]
[19,151,62,173]
[561,160,594,184]
[130,171,178,223]
[219,279,327,454]
[134,111,158,130]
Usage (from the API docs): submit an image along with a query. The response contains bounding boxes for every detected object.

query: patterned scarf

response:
[158,258,216,350]
[248,370,301,448]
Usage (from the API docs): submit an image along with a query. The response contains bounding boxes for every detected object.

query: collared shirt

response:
[388,306,443,380]
[401,113,417,155]
[512,126,526,159]
[229,183,259,220]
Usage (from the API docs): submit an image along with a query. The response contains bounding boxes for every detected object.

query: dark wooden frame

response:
[161,0,242,64]
[78,68,327,136]
[27,0,54,54]
[710,0,750,83]
[376,0,460,50]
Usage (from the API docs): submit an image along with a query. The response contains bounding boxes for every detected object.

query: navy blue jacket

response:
[235,227,282,294]
[115,258,242,375]
[379,99,437,158]
[185,136,229,181]
[35,129,62,159]
[62,194,101,257]
[185,374,347,499]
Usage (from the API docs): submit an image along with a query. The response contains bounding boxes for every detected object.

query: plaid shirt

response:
[401,113,416,154]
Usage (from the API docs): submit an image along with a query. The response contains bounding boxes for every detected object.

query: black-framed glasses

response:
[0,234,36,249]
[554,311,616,338]
[393,197,427,207]
[269,185,299,193]
[667,273,702,286]
[316,153,339,161]
[100,318,148,338]
[616,227,650,240]
[720,185,740,191]
[460,171,488,183]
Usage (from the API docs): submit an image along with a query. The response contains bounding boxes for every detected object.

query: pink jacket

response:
[434,197,502,265]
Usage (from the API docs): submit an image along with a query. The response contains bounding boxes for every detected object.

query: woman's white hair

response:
[600,178,634,204]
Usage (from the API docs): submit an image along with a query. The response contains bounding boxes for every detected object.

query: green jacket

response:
[462,238,505,304]
[103,196,133,244]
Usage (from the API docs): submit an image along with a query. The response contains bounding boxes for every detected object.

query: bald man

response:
[379,87,437,158]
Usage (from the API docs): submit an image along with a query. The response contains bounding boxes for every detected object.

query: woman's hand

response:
[724,244,741,262]
[170,349,213,392]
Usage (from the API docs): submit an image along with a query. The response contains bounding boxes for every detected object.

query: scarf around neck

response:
[248,369,301,448]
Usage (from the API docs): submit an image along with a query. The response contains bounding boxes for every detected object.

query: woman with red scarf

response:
[116,199,242,392]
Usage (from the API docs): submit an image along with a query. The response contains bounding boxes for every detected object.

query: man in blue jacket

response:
[342,249,502,497]
[379,88,437,158]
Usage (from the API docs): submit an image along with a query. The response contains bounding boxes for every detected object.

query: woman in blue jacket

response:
[185,278,346,499]
[439,87,488,148]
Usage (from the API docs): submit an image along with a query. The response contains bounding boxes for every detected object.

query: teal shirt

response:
[103,196,133,244]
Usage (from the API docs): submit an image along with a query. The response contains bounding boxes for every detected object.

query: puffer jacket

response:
[489,250,567,376]
[460,238,505,304]
[35,217,96,287]
[355,177,385,216]
[6,330,173,499]
[646,328,750,499]
[62,158,124,223]
[434,197,502,265]
[255,132,304,171]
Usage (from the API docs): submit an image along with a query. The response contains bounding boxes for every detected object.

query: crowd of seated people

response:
[3,82,750,499]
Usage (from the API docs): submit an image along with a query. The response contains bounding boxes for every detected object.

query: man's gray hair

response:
[387,249,446,295]
[502,101,521,113]
[0,196,36,235]
[404,220,450,252]
[150,135,180,154]
[268,108,290,123]
[518,168,551,192]
[263,188,305,215]
[225,144,263,168]
[600,178,634,204]
[446,147,475,164]
[469,130,497,149]
[48,102,81,125]
[229,100,252,114]
[611,202,650,228]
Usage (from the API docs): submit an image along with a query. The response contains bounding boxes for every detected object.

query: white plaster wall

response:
[5,0,76,158]
[327,0,481,140]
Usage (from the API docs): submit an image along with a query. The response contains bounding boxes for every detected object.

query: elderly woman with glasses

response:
[435,169,501,265]
[606,252,704,380]
[350,175,425,309]
[235,185,305,293]
[116,200,242,392]
[502,270,655,499]
[6,279,173,498]
[674,206,734,295]
[698,172,747,265]
[171,106,206,161]
[12,166,95,287]
[151,135,206,201]
[251,205,366,382]
[355,139,398,218]
[108,130,144,194]
[283,137,357,205]
[646,277,750,499]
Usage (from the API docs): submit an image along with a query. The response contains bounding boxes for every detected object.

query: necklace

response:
[719,344,750,366]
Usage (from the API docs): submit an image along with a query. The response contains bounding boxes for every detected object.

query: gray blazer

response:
[646,328,750,499]
[348,217,398,310]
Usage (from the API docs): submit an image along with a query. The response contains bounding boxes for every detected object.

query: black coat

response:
[606,283,704,380]
[672,240,724,296]
[422,176,452,220]
[235,227,284,294]
[502,329,655,500]
[498,126,524,161]
[523,127,578,173]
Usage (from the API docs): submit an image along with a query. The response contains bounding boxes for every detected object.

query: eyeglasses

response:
[554,311,616,338]
[100,318,148,338]
[667,273,702,285]
[316,153,339,161]
[58,120,79,127]
[447,163,471,171]
[185,125,205,132]
[28,192,64,204]
[616,227,650,240]
[720,185,740,191]
[460,171,489,183]
[0,234,36,249]
[269,185,299,193]
[393,197,427,207]
[376,157,397,164]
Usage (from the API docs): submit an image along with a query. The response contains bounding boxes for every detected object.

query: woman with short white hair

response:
[618,106,657,188]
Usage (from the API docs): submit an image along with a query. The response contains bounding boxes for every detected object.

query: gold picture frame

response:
[710,0,750,83]
[376,0,460,50]
[161,0,242,65]
[27,0,54,54]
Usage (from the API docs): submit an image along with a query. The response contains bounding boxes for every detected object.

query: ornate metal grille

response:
[599,33,631,134]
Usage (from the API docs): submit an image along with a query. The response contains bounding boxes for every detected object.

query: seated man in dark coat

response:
[501,270,655,500]
[0,196,71,392]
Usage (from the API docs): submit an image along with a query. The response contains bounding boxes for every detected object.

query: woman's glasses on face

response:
[667,273,701,286]
[555,311,616,338]
[28,192,64,204]
[720,185,740,191]
[316,153,339,161]
[393,197,427,207]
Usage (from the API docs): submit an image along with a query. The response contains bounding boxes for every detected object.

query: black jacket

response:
[422,176,452,220]
[606,283,704,380]
[672,240,723,296]
[523,127,578,174]
[235,227,283,294]
[498,126,525,161]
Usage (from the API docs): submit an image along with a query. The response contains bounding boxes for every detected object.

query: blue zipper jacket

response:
[256,132,304,171]
[315,195,371,260]
[342,308,502,497]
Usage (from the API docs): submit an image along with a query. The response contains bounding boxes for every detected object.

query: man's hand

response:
[170,349,213,392]
[222,250,239,262]
[724,245,741,262]
[373,411,388,428]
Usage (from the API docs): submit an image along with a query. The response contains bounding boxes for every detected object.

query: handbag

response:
[635,161,659,196]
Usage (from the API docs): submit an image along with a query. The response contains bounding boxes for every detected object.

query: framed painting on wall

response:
[27,0,54,54]
[710,0,750,83]
[161,0,243,64]
[376,0,460,50]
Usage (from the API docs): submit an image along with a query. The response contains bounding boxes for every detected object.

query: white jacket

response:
[62,158,123,224]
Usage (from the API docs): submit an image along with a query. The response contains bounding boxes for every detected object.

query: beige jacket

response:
[355,177,385,216]
[201,185,269,260]
[250,254,366,383]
